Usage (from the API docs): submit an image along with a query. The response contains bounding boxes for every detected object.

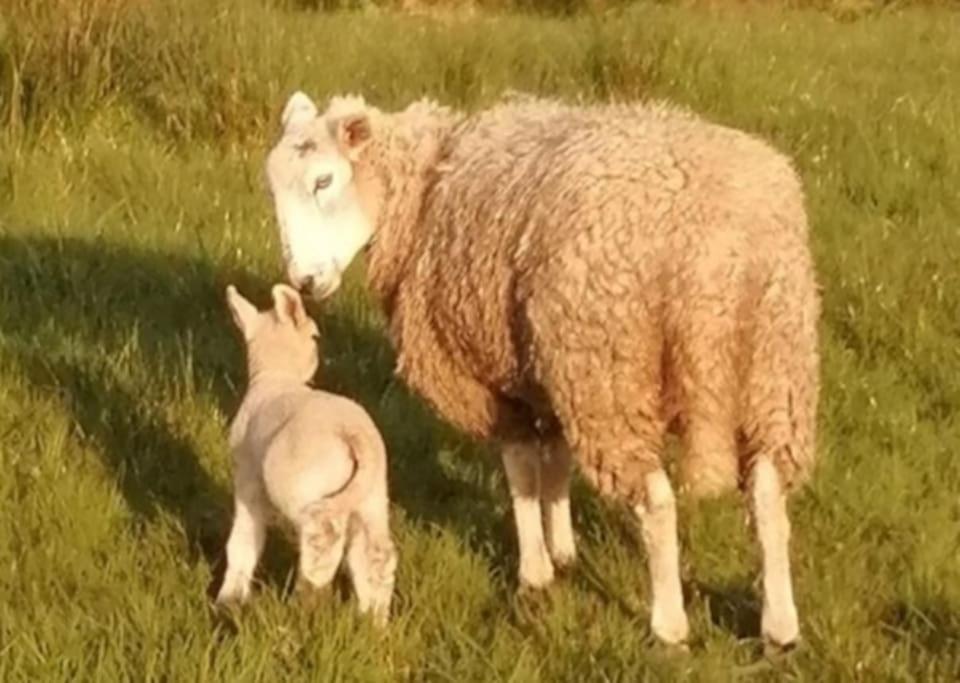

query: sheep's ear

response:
[226,285,261,340]
[271,284,308,328]
[334,112,372,160]
[281,91,318,132]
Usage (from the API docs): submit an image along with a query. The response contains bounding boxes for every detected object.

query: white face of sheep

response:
[264,92,375,301]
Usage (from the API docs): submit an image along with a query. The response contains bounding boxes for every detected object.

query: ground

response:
[1,1,959,680]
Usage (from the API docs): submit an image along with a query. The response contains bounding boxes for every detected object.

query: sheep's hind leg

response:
[540,439,576,569]
[346,509,398,626]
[216,484,268,605]
[298,508,348,599]
[501,440,554,589]
[634,469,689,645]
[751,456,799,648]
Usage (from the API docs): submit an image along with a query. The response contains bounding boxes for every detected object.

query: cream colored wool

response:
[264,90,821,646]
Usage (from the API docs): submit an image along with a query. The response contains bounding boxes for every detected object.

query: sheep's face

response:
[226,283,321,385]
[265,91,375,301]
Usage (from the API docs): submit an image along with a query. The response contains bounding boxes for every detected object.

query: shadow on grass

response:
[697,580,761,641]
[0,234,263,595]
[0,234,509,598]
[881,599,960,659]
[0,234,780,640]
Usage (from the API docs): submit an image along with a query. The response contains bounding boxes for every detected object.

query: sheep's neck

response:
[365,172,428,317]
[364,118,456,317]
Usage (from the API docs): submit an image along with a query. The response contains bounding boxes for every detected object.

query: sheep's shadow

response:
[0,234,266,595]
[0,234,508,598]
[696,580,762,641]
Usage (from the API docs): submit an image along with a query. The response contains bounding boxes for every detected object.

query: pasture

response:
[1,0,959,679]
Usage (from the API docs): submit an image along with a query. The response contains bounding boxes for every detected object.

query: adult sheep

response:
[262,90,821,648]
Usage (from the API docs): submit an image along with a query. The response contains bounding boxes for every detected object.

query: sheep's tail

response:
[302,428,386,518]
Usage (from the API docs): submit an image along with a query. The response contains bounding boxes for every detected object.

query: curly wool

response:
[358,93,820,503]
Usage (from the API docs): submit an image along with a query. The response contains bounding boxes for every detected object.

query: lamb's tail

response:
[301,428,386,519]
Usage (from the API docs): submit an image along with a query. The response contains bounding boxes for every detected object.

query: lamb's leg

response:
[216,485,268,605]
[501,440,554,589]
[751,456,799,647]
[540,439,576,569]
[633,469,689,645]
[298,508,348,595]
[346,507,398,627]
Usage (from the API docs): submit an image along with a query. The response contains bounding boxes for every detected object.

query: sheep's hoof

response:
[763,635,799,660]
[550,550,578,575]
[761,606,799,652]
[650,609,690,648]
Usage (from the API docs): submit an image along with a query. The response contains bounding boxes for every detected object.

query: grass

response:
[1,0,959,680]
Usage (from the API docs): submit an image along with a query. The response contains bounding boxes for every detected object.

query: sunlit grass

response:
[1,1,959,679]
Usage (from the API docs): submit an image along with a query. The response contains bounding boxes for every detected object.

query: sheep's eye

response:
[294,139,317,154]
[314,174,333,193]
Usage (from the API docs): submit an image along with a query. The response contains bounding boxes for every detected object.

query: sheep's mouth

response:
[308,273,342,301]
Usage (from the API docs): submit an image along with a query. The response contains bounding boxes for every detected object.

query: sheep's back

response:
[409,98,815,442]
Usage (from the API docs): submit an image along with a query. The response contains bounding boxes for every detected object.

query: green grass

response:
[1,1,960,680]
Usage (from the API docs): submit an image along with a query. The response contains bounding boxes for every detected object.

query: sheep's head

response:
[264,91,379,301]
[226,283,321,385]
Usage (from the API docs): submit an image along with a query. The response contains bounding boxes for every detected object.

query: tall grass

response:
[2,0,958,139]
[1,0,959,680]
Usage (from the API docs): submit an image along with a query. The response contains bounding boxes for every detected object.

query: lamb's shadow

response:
[0,234,510,596]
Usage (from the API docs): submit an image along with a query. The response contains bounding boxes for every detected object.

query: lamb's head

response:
[264,91,381,301]
[226,283,321,384]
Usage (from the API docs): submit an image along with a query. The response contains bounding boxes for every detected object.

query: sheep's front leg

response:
[540,440,577,569]
[501,441,554,589]
[216,485,268,605]
[751,456,799,648]
[634,469,689,645]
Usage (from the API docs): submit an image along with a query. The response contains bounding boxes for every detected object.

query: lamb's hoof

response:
[214,579,250,610]
[518,556,555,591]
[295,578,333,609]
[362,605,391,629]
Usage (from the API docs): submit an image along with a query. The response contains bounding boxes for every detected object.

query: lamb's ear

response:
[226,285,261,340]
[334,112,372,160]
[271,284,308,328]
[281,91,318,132]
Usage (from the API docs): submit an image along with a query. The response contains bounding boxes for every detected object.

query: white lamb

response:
[215,283,397,625]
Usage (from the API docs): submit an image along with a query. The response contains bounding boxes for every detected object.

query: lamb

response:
[215,283,397,626]
[262,90,820,648]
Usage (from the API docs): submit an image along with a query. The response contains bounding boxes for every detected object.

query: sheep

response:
[216,283,397,626]
[262,90,820,648]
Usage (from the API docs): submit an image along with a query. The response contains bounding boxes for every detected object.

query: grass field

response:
[2,0,960,680]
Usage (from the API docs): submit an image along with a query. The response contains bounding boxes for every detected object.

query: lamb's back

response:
[241,390,382,520]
